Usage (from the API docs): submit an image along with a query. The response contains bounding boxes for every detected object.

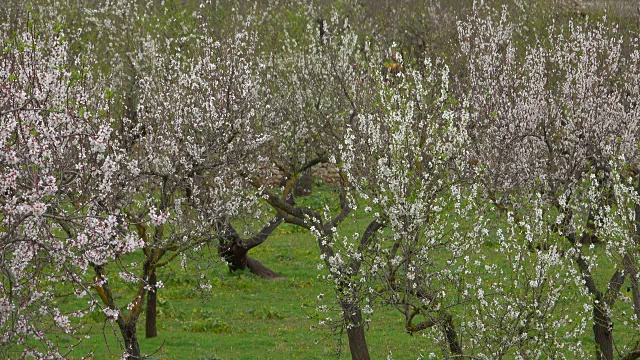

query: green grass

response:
[26,185,640,359]
[57,207,431,359]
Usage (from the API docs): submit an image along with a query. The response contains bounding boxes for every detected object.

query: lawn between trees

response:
[56,185,629,359]
[56,200,429,360]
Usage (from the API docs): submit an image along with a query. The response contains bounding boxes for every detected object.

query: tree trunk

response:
[218,216,284,279]
[93,264,145,360]
[580,211,600,244]
[294,167,313,196]
[623,254,640,320]
[342,305,371,360]
[573,245,625,360]
[442,313,462,355]
[118,321,141,360]
[220,244,283,279]
[245,255,283,279]
[593,297,614,360]
[145,269,158,338]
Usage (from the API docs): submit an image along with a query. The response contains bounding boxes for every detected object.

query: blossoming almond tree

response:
[251,10,386,359]
[1,3,280,358]
[338,48,579,358]
[84,19,281,358]
[459,5,640,359]
[0,25,146,358]
[340,56,476,356]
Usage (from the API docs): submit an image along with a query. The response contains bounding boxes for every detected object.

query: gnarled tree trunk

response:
[218,216,284,279]
[219,245,283,279]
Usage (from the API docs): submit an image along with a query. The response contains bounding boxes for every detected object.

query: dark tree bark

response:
[294,167,313,196]
[220,245,283,279]
[590,271,624,360]
[574,254,625,360]
[218,215,284,279]
[631,193,640,321]
[624,254,640,322]
[145,268,158,338]
[344,307,370,360]
[593,297,614,360]
[580,211,600,244]
[620,179,640,360]
[556,205,630,360]
[441,314,462,355]
[93,264,146,360]
[118,321,141,360]
[334,220,384,360]
[245,255,283,279]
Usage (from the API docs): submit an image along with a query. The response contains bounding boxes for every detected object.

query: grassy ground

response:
[48,184,636,359]
[63,204,431,359]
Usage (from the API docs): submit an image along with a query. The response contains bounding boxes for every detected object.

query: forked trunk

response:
[405,311,461,356]
[218,216,284,279]
[220,245,283,279]
[93,264,145,360]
